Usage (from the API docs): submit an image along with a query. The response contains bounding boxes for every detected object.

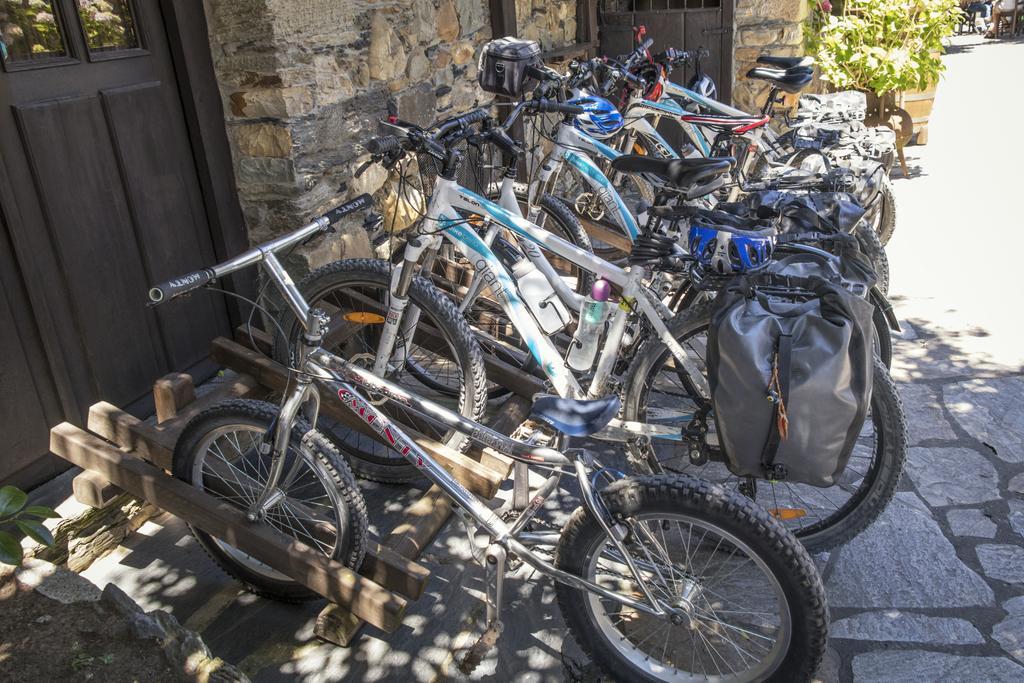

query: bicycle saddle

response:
[745,67,814,93]
[757,55,815,70]
[610,155,733,189]
[530,394,620,437]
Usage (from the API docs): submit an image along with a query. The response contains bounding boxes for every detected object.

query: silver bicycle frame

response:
[382,173,693,436]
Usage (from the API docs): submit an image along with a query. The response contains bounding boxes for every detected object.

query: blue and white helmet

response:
[568,96,624,139]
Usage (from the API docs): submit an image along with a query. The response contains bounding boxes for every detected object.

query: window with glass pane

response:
[76,0,138,53]
[0,0,67,65]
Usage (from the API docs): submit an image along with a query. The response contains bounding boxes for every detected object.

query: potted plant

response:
[0,485,58,567]
[806,0,960,144]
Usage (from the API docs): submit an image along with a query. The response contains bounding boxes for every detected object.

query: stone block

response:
[995,596,1024,664]
[438,0,460,43]
[452,40,476,66]
[853,651,1024,683]
[407,48,430,81]
[368,13,406,82]
[826,492,994,608]
[232,123,292,158]
[228,85,313,119]
[905,446,1000,507]
[830,610,984,644]
[312,53,356,107]
[457,0,488,36]
[946,508,997,538]
[946,376,1024,463]
[978,544,1024,584]
[739,25,784,47]
[236,157,298,189]
[395,82,438,127]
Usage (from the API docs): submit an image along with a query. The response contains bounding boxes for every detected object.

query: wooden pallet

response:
[49,335,529,646]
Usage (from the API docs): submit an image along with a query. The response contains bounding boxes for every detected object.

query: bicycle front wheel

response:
[555,475,828,681]
[273,258,487,483]
[173,399,368,602]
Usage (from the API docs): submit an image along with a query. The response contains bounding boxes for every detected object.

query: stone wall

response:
[732,0,808,114]
[516,0,578,48]
[203,0,578,271]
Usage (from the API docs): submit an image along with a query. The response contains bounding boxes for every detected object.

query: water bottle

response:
[511,257,571,334]
[566,279,611,372]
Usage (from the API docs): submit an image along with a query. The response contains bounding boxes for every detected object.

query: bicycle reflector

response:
[344,312,386,324]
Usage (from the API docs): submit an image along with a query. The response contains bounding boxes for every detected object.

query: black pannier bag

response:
[478,37,542,97]
[706,256,876,487]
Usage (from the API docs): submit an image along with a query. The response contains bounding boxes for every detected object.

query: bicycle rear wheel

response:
[273,259,487,483]
[622,302,907,552]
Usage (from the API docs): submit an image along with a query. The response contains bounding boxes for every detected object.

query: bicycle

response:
[148,199,830,682]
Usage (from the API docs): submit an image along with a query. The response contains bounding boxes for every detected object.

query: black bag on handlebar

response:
[478,37,542,97]
[706,252,875,487]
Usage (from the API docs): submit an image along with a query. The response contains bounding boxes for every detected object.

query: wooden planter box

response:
[897,85,937,145]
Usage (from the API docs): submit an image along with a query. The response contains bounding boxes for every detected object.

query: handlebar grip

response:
[149,268,214,304]
[457,108,489,128]
[366,135,400,155]
[640,37,654,52]
[490,128,523,157]
[533,99,585,115]
[322,193,373,225]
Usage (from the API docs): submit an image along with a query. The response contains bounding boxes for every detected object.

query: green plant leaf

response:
[15,519,54,547]
[23,505,60,520]
[0,486,27,518]
[0,530,23,566]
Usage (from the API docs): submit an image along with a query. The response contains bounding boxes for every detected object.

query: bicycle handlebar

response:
[148,193,374,305]
[622,37,654,69]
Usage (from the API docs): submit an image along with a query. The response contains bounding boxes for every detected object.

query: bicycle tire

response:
[555,474,828,681]
[172,399,368,602]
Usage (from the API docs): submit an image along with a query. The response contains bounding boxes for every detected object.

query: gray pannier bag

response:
[706,259,875,487]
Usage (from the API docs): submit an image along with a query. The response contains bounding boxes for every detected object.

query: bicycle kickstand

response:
[457,542,507,675]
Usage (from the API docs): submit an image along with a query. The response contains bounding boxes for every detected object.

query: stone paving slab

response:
[826,492,994,609]
[851,650,1024,683]
[830,610,984,645]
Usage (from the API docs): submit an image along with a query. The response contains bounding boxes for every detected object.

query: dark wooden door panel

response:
[682,9,727,101]
[13,95,168,404]
[100,81,225,370]
[0,261,58,474]
[0,0,239,489]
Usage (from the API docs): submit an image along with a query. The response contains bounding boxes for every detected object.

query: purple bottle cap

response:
[591,278,611,302]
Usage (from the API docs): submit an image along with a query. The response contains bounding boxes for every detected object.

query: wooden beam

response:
[50,423,407,633]
[579,217,632,255]
[153,373,196,424]
[72,470,123,509]
[200,455,431,600]
[87,374,262,470]
[210,337,506,498]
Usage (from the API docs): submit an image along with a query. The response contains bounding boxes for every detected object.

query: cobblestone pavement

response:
[68,33,1024,683]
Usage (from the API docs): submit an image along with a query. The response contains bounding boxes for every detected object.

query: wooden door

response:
[598,1,735,104]
[0,0,231,488]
